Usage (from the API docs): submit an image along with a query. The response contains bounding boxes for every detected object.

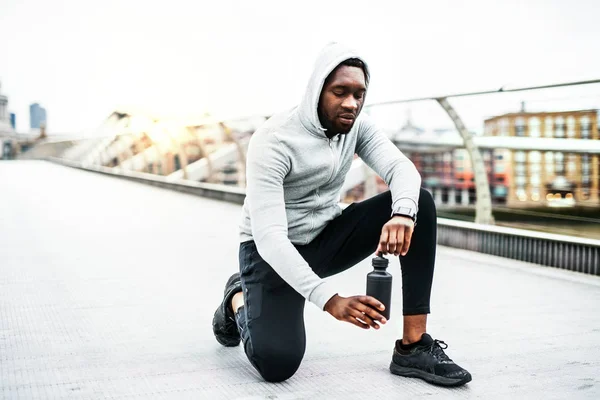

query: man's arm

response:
[355,116,422,256]
[245,132,337,310]
[355,116,421,218]
[246,131,388,328]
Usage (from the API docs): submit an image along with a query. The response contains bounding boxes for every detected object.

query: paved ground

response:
[2,160,600,400]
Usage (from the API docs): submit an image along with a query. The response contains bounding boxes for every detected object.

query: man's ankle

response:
[231,291,244,313]
[402,334,424,346]
[402,314,427,345]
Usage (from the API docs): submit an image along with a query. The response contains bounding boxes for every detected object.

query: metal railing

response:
[49,156,600,277]
[438,218,600,275]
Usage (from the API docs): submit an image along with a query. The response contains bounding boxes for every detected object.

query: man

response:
[212,42,472,387]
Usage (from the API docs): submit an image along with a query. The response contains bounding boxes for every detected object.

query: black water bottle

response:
[366,255,393,321]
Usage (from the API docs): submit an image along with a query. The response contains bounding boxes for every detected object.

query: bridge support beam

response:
[436,97,495,224]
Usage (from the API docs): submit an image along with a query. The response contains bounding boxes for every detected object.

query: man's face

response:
[318,65,367,135]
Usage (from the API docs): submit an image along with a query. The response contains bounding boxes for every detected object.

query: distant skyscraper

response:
[0,82,8,123]
[0,81,13,134]
[10,113,16,130]
[30,103,47,130]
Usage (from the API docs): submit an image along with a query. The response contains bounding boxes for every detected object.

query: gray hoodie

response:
[239,42,421,310]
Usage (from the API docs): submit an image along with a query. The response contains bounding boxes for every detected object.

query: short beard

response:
[318,109,341,138]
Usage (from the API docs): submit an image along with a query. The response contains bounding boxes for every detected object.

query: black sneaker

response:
[390,333,472,387]
[212,273,242,347]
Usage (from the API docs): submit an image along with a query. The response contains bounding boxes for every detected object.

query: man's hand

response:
[376,216,414,256]
[324,294,387,329]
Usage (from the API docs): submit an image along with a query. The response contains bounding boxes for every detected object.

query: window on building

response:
[529,117,541,137]
[555,152,564,173]
[515,151,526,163]
[516,176,527,185]
[581,116,591,139]
[529,151,541,163]
[530,175,541,185]
[555,116,565,138]
[515,117,526,137]
[515,164,526,175]
[581,155,591,193]
[582,154,590,174]
[494,186,507,196]
[494,164,505,173]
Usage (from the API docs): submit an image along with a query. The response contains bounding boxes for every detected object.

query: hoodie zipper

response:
[307,138,337,243]
[327,138,337,184]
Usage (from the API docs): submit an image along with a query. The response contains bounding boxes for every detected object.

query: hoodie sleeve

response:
[246,131,338,310]
[355,116,422,217]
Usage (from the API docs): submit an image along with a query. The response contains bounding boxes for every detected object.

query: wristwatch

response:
[391,206,417,224]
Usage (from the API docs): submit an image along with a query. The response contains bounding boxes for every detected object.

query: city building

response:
[355,108,599,209]
[10,113,16,130]
[389,120,502,206]
[0,81,13,135]
[29,103,47,130]
[484,109,599,207]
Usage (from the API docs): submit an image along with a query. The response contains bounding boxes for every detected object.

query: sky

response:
[1,0,599,135]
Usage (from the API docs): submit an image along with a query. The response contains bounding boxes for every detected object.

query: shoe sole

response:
[212,316,241,347]
[390,362,472,387]
[214,332,241,347]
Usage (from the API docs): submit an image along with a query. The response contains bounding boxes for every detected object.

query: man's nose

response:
[342,95,358,111]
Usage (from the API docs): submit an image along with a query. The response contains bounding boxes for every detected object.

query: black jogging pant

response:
[235,189,437,382]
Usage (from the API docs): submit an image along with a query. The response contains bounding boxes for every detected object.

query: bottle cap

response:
[372,254,389,268]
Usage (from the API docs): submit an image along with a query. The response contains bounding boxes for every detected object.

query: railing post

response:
[436,97,494,225]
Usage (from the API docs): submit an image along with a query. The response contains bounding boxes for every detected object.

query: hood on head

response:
[298,42,370,137]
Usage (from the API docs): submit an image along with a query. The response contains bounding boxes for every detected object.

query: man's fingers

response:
[395,226,405,257]
[401,225,414,256]
[349,309,379,329]
[354,302,386,324]
[390,227,400,256]
[379,227,390,255]
[388,227,398,255]
[357,296,386,317]
[345,314,370,329]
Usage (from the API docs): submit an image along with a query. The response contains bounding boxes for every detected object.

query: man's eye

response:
[355,92,365,100]
[333,90,345,96]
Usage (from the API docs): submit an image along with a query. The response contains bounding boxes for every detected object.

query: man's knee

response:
[253,344,304,382]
